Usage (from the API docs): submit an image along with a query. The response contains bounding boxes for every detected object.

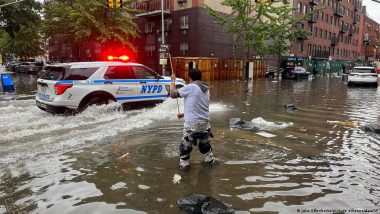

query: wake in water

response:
[251,117,293,131]
[0,99,227,164]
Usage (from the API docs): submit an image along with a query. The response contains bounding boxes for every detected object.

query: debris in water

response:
[284,104,297,111]
[118,153,129,159]
[299,127,308,132]
[338,121,358,128]
[173,174,182,184]
[361,123,380,134]
[177,194,234,214]
[138,184,150,190]
[256,131,276,138]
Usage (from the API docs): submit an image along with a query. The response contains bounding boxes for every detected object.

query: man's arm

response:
[169,73,181,98]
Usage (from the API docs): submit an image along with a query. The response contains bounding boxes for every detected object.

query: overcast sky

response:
[36,0,380,23]
[363,0,380,23]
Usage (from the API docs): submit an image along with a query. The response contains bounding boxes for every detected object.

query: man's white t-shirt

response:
[178,83,210,126]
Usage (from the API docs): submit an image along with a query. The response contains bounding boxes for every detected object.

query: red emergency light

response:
[107,55,130,62]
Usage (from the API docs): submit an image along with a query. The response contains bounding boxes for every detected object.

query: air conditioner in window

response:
[177,0,187,3]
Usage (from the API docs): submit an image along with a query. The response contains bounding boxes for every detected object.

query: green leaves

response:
[0,0,43,58]
[206,1,310,58]
[43,0,137,50]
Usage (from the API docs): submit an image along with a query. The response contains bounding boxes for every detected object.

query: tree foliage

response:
[206,0,310,58]
[0,0,43,58]
[43,0,138,50]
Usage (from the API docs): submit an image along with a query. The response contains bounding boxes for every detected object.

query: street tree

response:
[265,3,310,76]
[0,0,43,59]
[206,0,309,77]
[205,0,271,59]
[43,0,138,61]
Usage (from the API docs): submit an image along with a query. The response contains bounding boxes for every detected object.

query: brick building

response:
[361,6,380,61]
[291,0,363,61]
[132,0,245,73]
[45,0,245,74]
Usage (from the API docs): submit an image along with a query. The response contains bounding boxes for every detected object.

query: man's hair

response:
[188,68,202,81]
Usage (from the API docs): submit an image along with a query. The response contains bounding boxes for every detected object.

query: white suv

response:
[348,66,378,87]
[35,61,185,114]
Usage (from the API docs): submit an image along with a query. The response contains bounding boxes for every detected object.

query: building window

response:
[144,21,155,33]
[324,30,327,39]
[180,43,188,56]
[319,29,322,38]
[145,45,155,56]
[326,14,329,23]
[314,28,318,36]
[313,45,317,55]
[303,5,307,14]
[298,42,303,52]
[308,44,312,55]
[329,32,332,39]
[336,48,339,56]
[321,12,324,21]
[330,16,333,25]
[180,15,189,29]
[298,3,302,13]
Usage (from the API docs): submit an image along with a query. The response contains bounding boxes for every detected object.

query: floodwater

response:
[0,74,379,213]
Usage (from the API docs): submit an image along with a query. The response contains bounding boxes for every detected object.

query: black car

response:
[282,66,309,79]
[16,62,44,74]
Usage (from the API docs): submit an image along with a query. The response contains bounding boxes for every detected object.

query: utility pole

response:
[161,0,166,75]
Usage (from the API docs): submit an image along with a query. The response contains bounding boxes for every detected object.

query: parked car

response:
[348,66,378,87]
[282,66,309,79]
[16,62,44,74]
[5,61,19,72]
[36,61,186,114]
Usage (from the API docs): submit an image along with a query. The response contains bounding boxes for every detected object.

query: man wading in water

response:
[169,68,215,168]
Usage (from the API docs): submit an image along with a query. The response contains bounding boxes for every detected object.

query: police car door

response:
[132,66,167,102]
[103,66,137,103]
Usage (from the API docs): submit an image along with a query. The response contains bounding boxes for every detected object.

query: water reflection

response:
[0,77,379,213]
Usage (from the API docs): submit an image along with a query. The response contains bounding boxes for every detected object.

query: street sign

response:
[159,44,168,65]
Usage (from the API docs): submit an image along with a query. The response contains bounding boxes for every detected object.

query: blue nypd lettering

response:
[140,85,163,93]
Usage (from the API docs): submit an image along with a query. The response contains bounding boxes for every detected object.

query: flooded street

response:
[1,74,379,213]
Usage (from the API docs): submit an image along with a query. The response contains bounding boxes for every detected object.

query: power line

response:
[0,0,26,8]
[368,0,380,3]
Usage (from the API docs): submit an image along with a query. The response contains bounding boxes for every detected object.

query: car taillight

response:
[54,84,73,95]
[371,74,378,77]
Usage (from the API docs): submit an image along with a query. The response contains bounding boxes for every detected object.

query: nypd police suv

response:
[35,61,185,114]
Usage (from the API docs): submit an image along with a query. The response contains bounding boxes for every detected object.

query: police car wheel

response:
[78,97,112,112]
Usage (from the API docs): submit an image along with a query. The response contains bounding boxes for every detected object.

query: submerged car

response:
[348,66,378,87]
[35,61,185,114]
[282,66,309,79]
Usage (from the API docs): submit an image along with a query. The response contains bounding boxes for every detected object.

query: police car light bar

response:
[107,55,129,61]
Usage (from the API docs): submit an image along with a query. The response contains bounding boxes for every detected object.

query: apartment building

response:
[361,6,380,61]
[291,0,363,61]
[132,0,244,72]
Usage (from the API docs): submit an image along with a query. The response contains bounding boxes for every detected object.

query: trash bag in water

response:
[177,194,234,214]
[361,124,380,134]
[229,118,256,129]
[201,197,234,214]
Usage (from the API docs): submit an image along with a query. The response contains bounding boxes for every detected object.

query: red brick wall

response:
[291,0,363,61]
